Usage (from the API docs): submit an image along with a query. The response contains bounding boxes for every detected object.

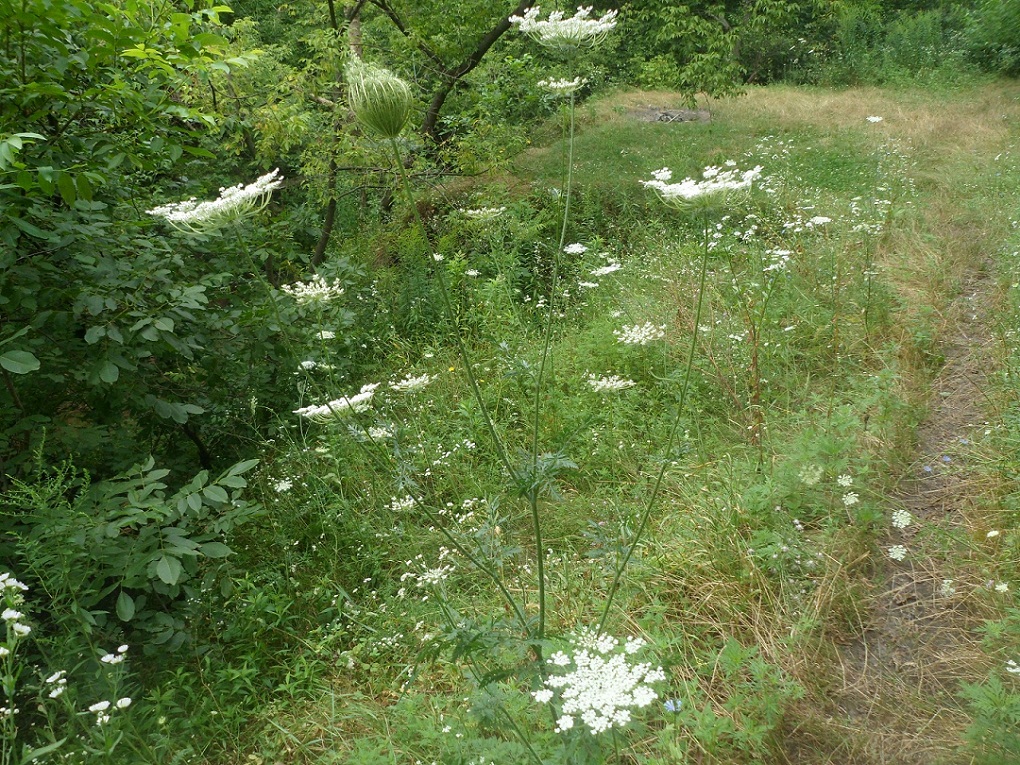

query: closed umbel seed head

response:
[346,60,413,139]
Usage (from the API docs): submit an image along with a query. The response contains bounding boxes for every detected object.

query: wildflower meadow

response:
[4,1,1020,763]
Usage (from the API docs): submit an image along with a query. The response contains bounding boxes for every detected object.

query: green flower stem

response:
[387,139,518,485]
[384,139,529,630]
[597,212,713,634]
[408,494,528,628]
[529,91,576,640]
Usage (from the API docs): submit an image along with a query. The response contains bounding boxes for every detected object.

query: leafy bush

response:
[0,457,260,652]
[965,0,1020,75]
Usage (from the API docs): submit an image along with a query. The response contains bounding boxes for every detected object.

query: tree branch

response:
[367,0,445,70]
[420,0,531,145]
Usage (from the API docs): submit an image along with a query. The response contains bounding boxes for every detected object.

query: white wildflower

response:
[281,274,345,304]
[866,116,884,123]
[808,216,832,226]
[2,608,22,621]
[842,492,859,507]
[1007,660,1020,675]
[586,373,636,392]
[100,652,124,665]
[116,697,132,709]
[837,474,853,487]
[0,573,27,592]
[939,579,956,597]
[590,262,622,276]
[799,464,823,486]
[888,545,907,561]
[509,6,618,52]
[564,242,588,255]
[614,322,665,345]
[891,508,912,529]
[391,373,436,393]
[11,623,30,637]
[996,582,1010,593]
[317,329,336,340]
[390,496,417,512]
[534,630,665,736]
[641,164,763,207]
[294,383,380,423]
[88,701,111,713]
[461,206,507,221]
[538,77,586,95]
[147,169,283,234]
[987,529,1000,538]
[0,647,8,657]
[273,479,293,493]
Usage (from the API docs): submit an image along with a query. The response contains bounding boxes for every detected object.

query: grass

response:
[17,79,1020,764]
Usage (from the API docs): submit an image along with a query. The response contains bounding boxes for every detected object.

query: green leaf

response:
[116,591,135,621]
[227,458,260,475]
[9,215,50,239]
[156,555,183,585]
[202,485,229,504]
[187,492,202,512]
[84,326,106,344]
[200,541,232,558]
[75,173,93,202]
[0,350,40,374]
[99,361,119,383]
[57,172,77,206]
[20,738,67,763]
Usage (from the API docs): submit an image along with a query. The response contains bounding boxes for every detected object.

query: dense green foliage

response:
[3,0,1020,762]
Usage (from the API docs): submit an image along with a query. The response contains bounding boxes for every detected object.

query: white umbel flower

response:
[614,322,665,345]
[281,274,345,304]
[533,629,665,735]
[538,77,586,95]
[294,383,380,423]
[510,6,618,51]
[148,169,283,234]
[641,164,763,208]
[390,373,436,393]
[586,373,636,392]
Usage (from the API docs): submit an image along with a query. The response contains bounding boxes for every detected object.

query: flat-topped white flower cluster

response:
[148,169,283,233]
[538,76,586,95]
[614,322,665,345]
[532,629,665,735]
[460,206,507,220]
[510,6,618,51]
[294,383,380,422]
[390,372,435,392]
[281,274,345,304]
[641,164,763,206]
[586,373,636,392]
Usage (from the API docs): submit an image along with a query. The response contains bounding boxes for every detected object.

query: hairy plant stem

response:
[387,139,518,484]
[597,212,712,634]
[529,91,576,640]
[385,139,531,631]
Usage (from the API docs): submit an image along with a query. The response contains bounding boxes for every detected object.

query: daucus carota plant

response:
[147,169,283,234]
[509,6,618,53]
[533,630,665,736]
[346,59,413,139]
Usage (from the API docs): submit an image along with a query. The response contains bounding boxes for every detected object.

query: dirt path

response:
[822,255,998,763]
